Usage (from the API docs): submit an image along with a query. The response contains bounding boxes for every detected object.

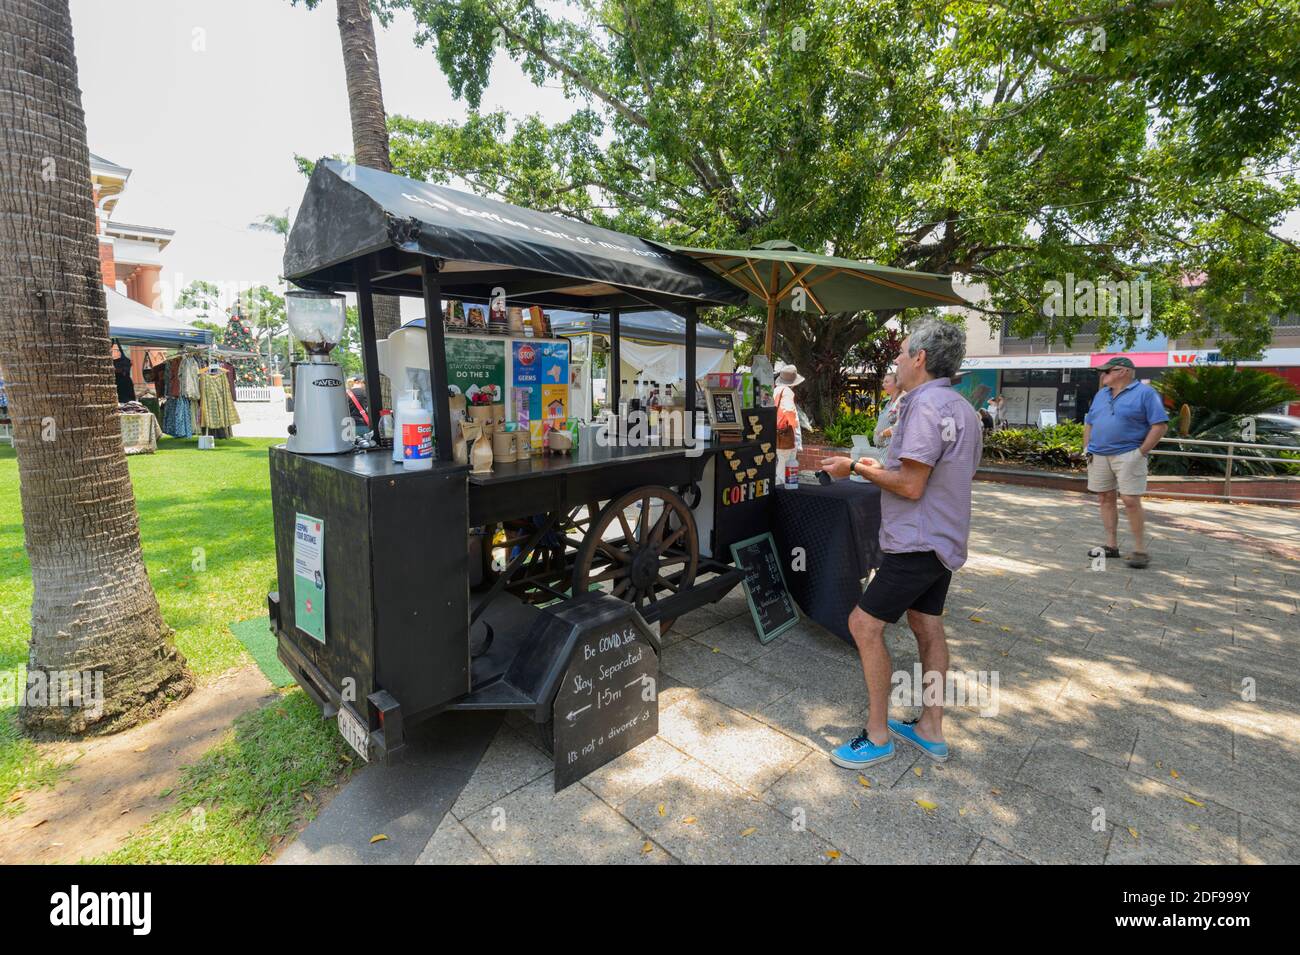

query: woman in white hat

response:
[774,363,804,479]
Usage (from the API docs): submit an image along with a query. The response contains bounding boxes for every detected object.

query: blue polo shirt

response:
[1084,380,1169,455]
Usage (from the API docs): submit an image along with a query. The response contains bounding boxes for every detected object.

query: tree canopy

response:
[376,0,1299,417]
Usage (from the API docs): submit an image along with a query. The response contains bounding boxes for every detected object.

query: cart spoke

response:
[596,541,631,564]
[661,525,686,551]
[654,574,679,593]
[650,506,671,545]
[588,564,629,584]
[616,509,636,551]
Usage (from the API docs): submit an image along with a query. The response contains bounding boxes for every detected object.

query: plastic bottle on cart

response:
[398,389,433,469]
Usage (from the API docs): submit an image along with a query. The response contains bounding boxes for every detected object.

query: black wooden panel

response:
[270,447,377,708]
[370,467,472,716]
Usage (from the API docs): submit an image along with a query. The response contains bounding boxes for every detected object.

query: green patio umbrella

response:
[657,239,965,357]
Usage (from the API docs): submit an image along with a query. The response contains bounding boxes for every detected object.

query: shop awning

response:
[107,288,213,347]
[284,160,748,312]
[547,310,734,350]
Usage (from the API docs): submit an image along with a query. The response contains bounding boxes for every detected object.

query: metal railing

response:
[1147,436,1300,505]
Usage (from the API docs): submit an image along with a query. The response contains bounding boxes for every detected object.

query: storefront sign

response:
[293,513,325,644]
[552,619,658,791]
[961,354,1091,371]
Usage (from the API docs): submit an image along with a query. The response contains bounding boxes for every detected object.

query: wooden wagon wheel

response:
[494,502,601,604]
[572,485,698,623]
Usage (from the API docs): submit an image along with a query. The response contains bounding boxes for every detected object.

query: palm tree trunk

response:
[335,0,401,408]
[0,0,192,736]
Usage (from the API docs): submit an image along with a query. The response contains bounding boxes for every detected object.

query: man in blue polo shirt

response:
[1083,356,1169,568]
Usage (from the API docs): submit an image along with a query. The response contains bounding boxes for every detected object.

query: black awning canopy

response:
[284,159,747,312]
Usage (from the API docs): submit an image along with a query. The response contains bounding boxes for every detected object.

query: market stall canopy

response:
[106,288,213,347]
[654,239,965,355]
[283,160,748,312]
[548,310,734,350]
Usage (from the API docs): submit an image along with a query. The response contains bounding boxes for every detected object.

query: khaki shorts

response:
[1088,448,1148,495]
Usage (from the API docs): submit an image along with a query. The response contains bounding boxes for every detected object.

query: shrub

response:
[823,410,877,447]
[1151,366,1300,476]
[984,423,1085,470]
[1155,365,1300,416]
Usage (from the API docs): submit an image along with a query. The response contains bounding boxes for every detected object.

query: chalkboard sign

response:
[552,619,659,791]
[730,532,799,644]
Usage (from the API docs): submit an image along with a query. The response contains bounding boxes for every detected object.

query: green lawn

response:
[0,437,352,858]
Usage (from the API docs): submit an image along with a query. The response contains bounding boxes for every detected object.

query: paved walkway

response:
[418,484,1300,865]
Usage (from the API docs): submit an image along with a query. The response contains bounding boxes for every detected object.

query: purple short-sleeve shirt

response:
[879,377,983,570]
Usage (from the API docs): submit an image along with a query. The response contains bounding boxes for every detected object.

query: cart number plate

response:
[337,707,370,762]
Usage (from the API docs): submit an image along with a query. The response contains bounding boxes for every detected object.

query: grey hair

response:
[906,318,966,379]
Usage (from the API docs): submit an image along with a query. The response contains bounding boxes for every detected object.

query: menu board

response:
[730,532,799,644]
[552,620,658,791]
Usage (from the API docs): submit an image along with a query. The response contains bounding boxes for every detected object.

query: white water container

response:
[397,389,433,469]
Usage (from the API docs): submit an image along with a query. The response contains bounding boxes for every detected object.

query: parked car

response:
[1252,413,1300,447]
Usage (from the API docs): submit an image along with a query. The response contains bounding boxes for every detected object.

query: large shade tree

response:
[385,0,1300,423]
[0,0,191,735]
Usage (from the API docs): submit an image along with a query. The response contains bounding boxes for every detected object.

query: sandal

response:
[1089,546,1121,559]
[1126,552,1150,568]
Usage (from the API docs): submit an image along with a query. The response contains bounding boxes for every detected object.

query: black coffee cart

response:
[268,160,776,784]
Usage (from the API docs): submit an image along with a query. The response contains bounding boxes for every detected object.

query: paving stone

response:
[1239,815,1300,864]
[753,687,870,754]
[700,664,798,715]
[763,751,982,864]
[748,641,867,701]
[893,771,1108,865]
[690,615,774,663]
[656,692,810,793]
[1060,657,1153,706]
[581,735,690,809]
[658,638,744,687]
[668,604,733,638]
[460,773,672,865]
[450,725,553,819]
[1017,742,1239,864]
[774,618,859,662]
[968,839,1033,864]
[1129,727,1300,836]
[416,815,495,865]
[620,757,848,865]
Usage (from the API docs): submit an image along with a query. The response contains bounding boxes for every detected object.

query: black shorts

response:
[857,551,953,624]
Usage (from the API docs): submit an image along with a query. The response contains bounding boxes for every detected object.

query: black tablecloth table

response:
[771,478,883,644]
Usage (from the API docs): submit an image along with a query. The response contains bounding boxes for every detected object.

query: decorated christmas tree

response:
[222,305,268,387]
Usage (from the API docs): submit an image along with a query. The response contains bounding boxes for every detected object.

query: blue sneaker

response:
[829,731,895,769]
[888,718,950,762]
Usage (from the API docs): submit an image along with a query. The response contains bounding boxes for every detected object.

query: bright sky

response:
[72,0,575,318]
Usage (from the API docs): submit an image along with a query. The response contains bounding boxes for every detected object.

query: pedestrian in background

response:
[873,371,903,447]
[1083,356,1169,568]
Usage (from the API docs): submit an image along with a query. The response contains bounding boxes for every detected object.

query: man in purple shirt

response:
[820,318,982,769]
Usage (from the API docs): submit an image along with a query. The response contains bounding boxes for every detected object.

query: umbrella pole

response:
[763,297,776,359]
